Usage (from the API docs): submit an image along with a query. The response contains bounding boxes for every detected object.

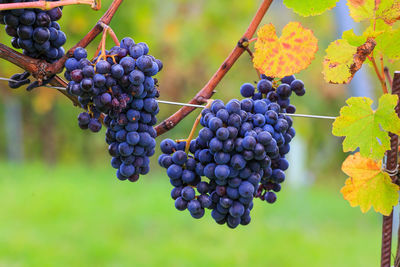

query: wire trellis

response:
[0,77,337,120]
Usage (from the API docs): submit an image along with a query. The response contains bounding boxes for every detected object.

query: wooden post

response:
[381,71,400,267]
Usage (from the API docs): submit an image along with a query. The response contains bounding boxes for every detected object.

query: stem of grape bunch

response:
[94,27,108,61]
[155,0,274,136]
[105,25,120,46]
[48,0,123,75]
[184,99,214,153]
[0,0,101,11]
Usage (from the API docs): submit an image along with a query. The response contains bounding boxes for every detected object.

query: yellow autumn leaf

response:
[341,153,399,215]
[253,22,318,78]
[322,38,376,84]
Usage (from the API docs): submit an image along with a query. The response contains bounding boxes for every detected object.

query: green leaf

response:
[374,27,400,60]
[322,38,375,84]
[283,0,339,16]
[342,29,365,46]
[332,94,400,160]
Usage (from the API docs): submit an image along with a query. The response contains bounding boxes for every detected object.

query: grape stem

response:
[244,47,254,59]
[97,22,120,46]
[94,27,108,62]
[248,38,258,43]
[368,54,388,94]
[0,0,101,11]
[155,0,274,136]
[184,99,213,153]
[105,25,120,46]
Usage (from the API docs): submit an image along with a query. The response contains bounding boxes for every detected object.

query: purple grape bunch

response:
[65,37,163,182]
[159,74,305,228]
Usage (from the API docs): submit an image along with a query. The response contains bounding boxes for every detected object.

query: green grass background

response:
[0,163,382,267]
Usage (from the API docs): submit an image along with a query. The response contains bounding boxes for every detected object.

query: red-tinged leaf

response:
[253,22,318,78]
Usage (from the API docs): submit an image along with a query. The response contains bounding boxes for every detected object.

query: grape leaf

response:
[253,22,318,78]
[342,29,366,47]
[332,94,400,160]
[376,0,400,24]
[322,38,376,84]
[341,152,399,215]
[283,0,339,16]
[374,27,400,60]
[347,0,378,22]
[347,0,400,24]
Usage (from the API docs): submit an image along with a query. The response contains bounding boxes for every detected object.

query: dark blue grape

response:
[229,201,245,218]
[281,75,295,85]
[240,83,255,97]
[88,119,102,132]
[253,100,268,114]
[172,150,187,165]
[95,60,111,74]
[257,79,272,94]
[214,165,230,179]
[120,37,135,49]
[171,187,182,200]
[265,191,277,203]
[187,199,201,214]
[175,197,188,211]
[226,99,241,114]
[74,47,87,60]
[181,186,196,201]
[239,181,254,198]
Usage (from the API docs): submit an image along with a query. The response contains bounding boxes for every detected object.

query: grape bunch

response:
[0,0,66,62]
[159,74,305,228]
[65,37,163,182]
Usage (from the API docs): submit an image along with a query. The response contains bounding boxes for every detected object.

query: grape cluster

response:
[65,37,163,182]
[159,74,305,228]
[0,0,66,62]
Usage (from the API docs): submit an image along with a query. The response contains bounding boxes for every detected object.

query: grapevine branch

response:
[184,99,214,153]
[0,0,101,11]
[382,71,400,267]
[154,0,274,136]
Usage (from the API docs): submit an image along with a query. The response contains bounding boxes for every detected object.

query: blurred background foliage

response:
[0,0,394,266]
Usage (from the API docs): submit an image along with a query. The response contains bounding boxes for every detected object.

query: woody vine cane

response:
[381,72,400,267]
